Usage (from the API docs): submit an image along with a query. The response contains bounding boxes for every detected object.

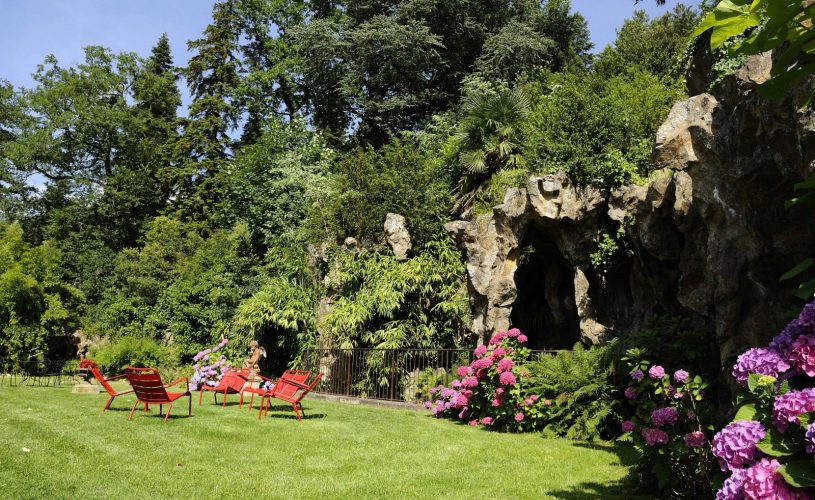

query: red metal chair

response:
[259,371,322,421]
[79,359,138,413]
[124,367,192,423]
[238,371,279,410]
[247,369,310,415]
[198,368,250,407]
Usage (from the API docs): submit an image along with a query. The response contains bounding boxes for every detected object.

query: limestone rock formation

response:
[384,213,412,260]
[447,53,815,365]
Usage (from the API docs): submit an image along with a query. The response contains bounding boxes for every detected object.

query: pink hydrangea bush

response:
[426,329,549,432]
[619,349,715,496]
[713,300,815,499]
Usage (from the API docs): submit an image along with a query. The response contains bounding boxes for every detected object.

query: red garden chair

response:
[248,369,311,416]
[124,367,192,423]
[238,371,279,411]
[79,359,139,413]
[198,367,250,407]
[259,371,322,421]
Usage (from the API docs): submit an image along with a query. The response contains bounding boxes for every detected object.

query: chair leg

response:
[128,400,139,421]
[249,393,255,410]
[292,403,301,421]
[164,402,173,423]
[239,392,244,408]
[257,396,266,420]
[222,389,227,407]
[198,388,204,406]
[298,402,305,418]
[188,393,192,417]
[159,404,163,416]
[102,394,114,414]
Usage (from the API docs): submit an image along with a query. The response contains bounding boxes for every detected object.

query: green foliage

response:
[594,5,702,82]
[525,342,620,440]
[0,222,83,361]
[523,69,680,187]
[320,134,450,247]
[321,237,470,349]
[89,336,177,375]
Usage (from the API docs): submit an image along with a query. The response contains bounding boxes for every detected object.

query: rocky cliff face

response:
[446,53,815,365]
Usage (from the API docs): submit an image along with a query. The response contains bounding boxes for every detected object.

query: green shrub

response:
[89,337,176,375]
[524,341,620,440]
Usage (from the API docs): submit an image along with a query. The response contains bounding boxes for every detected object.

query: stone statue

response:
[242,340,266,373]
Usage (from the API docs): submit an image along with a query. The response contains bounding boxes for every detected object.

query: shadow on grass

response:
[546,442,649,499]
[260,404,326,420]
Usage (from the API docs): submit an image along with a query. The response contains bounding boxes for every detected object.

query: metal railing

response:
[300,348,561,403]
[0,358,77,387]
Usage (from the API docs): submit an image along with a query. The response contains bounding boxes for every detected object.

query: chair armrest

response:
[165,377,188,389]
[105,374,127,382]
[247,374,277,383]
[281,379,309,390]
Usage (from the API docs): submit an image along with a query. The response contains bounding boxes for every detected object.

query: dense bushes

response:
[89,336,177,375]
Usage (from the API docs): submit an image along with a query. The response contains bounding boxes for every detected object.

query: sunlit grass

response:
[0,384,641,499]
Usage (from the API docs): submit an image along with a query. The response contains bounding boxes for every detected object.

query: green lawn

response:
[0,383,641,499]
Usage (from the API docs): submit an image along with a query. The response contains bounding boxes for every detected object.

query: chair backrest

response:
[79,359,116,396]
[273,370,311,400]
[217,368,250,391]
[124,367,170,403]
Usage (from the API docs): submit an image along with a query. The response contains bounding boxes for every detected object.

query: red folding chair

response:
[253,370,311,419]
[124,367,192,423]
[79,359,138,413]
[260,371,323,421]
[198,368,250,407]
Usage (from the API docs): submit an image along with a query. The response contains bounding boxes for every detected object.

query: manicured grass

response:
[0,383,641,499]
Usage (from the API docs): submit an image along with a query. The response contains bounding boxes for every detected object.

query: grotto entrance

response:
[510,227,581,350]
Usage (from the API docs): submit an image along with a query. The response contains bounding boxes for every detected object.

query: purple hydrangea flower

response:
[789,334,815,377]
[716,468,746,500]
[742,458,809,500]
[630,369,644,381]
[799,301,815,329]
[770,319,806,359]
[651,407,679,427]
[648,365,665,380]
[731,348,790,387]
[673,369,690,383]
[641,427,669,446]
[424,401,432,409]
[621,420,635,433]
[711,421,766,471]
[684,431,707,448]
[773,388,815,432]
[624,386,637,399]
[807,423,815,454]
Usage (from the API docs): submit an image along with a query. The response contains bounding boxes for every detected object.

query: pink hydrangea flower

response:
[673,369,690,383]
[424,401,432,409]
[451,379,461,389]
[493,347,506,357]
[648,365,665,380]
[474,345,488,357]
[741,458,811,500]
[684,431,707,447]
[621,420,635,433]
[470,357,493,370]
[461,376,478,389]
[517,334,528,343]
[496,357,514,373]
[507,328,521,338]
[498,371,517,386]
[773,388,815,432]
[789,334,815,377]
[480,416,493,426]
[455,394,469,408]
[514,412,524,422]
[468,419,478,426]
[456,366,470,378]
[491,397,502,407]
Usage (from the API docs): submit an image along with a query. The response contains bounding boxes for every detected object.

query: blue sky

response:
[0,0,690,92]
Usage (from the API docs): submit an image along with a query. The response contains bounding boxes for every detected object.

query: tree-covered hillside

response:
[0,0,700,365]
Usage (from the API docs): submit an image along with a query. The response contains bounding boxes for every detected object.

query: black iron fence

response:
[300,348,561,403]
[0,358,77,387]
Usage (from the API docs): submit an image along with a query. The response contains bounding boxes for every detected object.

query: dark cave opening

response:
[510,226,581,350]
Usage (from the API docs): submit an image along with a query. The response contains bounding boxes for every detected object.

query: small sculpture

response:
[242,340,266,374]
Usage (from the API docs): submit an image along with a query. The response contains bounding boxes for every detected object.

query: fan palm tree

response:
[453,88,530,213]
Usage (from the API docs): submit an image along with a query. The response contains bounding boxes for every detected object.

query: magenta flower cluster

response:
[651,407,679,427]
[790,335,815,377]
[641,427,669,445]
[426,329,536,430]
[772,388,815,433]
[731,347,790,387]
[648,365,665,380]
[711,420,766,471]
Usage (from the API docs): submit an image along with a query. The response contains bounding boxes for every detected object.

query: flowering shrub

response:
[712,301,815,499]
[426,329,553,432]
[619,348,715,496]
[188,338,231,391]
